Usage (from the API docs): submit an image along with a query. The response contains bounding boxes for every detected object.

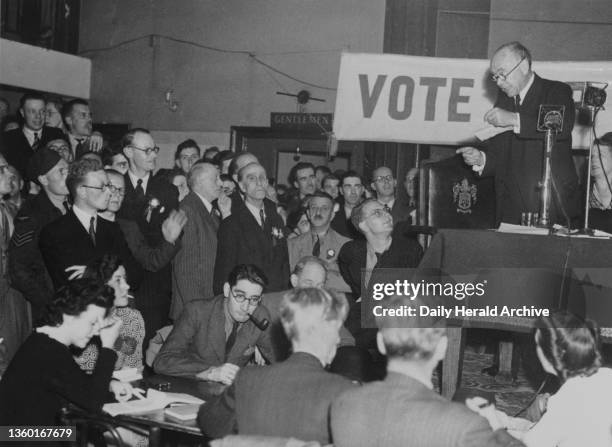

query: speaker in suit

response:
[39,209,142,288]
[1,126,64,179]
[171,185,220,321]
[331,372,524,447]
[214,199,289,295]
[153,294,273,377]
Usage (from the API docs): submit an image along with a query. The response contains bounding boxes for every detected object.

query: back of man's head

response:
[376,295,446,363]
[280,287,347,344]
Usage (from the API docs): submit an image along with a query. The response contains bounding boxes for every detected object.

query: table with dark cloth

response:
[417,229,612,397]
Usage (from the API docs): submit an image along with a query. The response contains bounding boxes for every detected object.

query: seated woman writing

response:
[470,311,612,447]
[0,278,142,426]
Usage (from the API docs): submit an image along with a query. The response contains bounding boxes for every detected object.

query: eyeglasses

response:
[81,183,112,192]
[374,175,394,183]
[129,145,160,156]
[366,208,390,219]
[231,288,262,306]
[491,56,525,83]
[108,184,125,196]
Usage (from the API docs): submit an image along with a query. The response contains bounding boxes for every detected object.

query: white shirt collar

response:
[518,72,535,104]
[128,170,150,193]
[195,192,213,213]
[378,197,395,209]
[245,200,265,226]
[22,126,42,147]
[73,204,97,232]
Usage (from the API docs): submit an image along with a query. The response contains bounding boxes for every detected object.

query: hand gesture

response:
[198,363,239,385]
[456,147,484,167]
[484,107,517,128]
[162,209,187,244]
[88,132,104,152]
[99,317,122,349]
[217,195,232,219]
[65,265,86,280]
[466,397,507,431]
[109,380,146,402]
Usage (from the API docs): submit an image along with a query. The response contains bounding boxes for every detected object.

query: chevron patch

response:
[11,230,35,247]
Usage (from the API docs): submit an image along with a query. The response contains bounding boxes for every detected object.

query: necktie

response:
[135,178,145,199]
[259,208,265,228]
[383,203,391,214]
[312,234,321,257]
[514,96,520,112]
[89,216,96,245]
[32,132,40,150]
[225,321,239,359]
[62,200,71,214]
[75,138,85,158]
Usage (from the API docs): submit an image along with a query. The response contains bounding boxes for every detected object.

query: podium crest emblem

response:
[452,178,477,214]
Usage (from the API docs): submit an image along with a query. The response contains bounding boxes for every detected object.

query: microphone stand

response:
[538,127,556,228]
[578,106,596,235]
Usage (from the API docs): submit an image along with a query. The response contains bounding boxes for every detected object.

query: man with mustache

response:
[288,191,350,293]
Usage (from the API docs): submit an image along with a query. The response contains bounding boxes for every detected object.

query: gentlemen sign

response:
[271,113,333,132]
[333,52,612,148]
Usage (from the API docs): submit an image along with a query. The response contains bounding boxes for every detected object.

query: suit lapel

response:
[67,210,95,248]
[209,298,227,362]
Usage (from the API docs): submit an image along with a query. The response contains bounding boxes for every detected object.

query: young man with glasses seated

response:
[371,166,413,226]
[119,128,179,347]
[39,158,142,289]
[153,264,275,384]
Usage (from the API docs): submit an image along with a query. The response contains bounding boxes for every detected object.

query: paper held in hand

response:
[103,388,204,416]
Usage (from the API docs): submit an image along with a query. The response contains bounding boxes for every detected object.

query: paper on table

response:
[497,223,550,235]
[112,367,143,382]
[475,125,510,141]
[103,388,204,416]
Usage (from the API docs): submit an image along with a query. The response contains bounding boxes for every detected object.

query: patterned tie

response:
[89,216,96,245]
[225,321,239,360]
[312,234,321,257]
[259,208,266,228]
[32,132,40,150]
[135,178,145,199]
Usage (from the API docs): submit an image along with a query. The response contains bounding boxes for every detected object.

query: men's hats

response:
[27,148,62,182]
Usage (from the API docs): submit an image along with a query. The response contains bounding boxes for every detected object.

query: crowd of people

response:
[0,39,611,447]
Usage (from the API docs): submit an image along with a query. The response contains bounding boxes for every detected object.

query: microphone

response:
[248,313,270,331]
[543,110,563,131]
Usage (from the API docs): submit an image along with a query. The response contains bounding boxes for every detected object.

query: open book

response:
[103,388,204,416]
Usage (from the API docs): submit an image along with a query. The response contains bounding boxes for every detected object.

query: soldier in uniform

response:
[9,149,69,323]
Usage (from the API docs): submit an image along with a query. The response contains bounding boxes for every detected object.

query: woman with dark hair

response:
[520,312,612,447]
[0,278,141,425]
[77,255,145,372]
[471,311,612,447]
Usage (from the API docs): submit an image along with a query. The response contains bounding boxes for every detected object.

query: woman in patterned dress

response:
[76,255,145,372]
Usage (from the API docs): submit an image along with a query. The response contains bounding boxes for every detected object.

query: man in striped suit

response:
[171,161,222,321]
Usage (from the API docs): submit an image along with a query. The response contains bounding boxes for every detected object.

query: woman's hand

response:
[466,396,508,431]
[109,380,146,402]
[99,317,122,349]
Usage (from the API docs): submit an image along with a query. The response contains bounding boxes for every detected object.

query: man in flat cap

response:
[9,149,70,323]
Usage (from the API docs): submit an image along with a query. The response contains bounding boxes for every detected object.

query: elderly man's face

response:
[295,262,326,288]
[67,104,93,137]
[360,200,393,235]
[490,48,529,99]
[239,164,268,202]
[194,164,222,201]
[21,99,45,132]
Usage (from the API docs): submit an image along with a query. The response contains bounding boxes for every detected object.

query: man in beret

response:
[9,149,70,322]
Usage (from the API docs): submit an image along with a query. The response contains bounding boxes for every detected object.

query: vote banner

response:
[333,52,612,149]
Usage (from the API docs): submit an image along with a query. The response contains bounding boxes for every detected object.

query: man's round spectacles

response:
[491,56,525,83]
[130,145,160,156]
[374,175,394,183]
[81,183,113,192]
[231,289,262,306]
